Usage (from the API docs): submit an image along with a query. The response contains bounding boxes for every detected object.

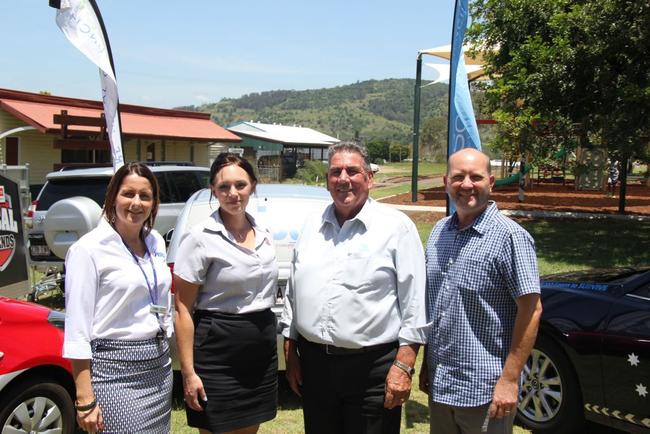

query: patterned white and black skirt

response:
[90,335,173,434]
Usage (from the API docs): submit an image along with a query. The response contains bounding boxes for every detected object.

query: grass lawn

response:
[373,161,447,181]
[370,161,447,200]
[370,183,413,199]
[411,215,650,276]
[519,218,650,274]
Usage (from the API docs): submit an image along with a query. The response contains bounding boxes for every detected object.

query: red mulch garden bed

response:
[383,180,650,216]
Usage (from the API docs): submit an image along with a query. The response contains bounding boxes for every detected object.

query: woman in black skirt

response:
[174,153,278,434]
[63,163,173,433]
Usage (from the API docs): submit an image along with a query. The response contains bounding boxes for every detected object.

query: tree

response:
[366,139,390,162]
[467,0,650,211]
[389,144,410,162]
[420,117,447,162]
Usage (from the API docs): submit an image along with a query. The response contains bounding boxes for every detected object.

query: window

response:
[5,137,18,165]
[153,173,171,203]
[37,177,109,210]
[146,143,156,161]
[61,149,110,164]
[629,282,650,300]
[164,172,206,203]
[61,149,93,164]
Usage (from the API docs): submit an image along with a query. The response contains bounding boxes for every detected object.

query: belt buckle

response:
[325,344,334,355]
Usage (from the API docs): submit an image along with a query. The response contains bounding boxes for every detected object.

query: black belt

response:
[300,336,398,356]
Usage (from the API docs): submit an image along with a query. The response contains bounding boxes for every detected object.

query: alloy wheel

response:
[2,396,64,434]
[518,347,563,422]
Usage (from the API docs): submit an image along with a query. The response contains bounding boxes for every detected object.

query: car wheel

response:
[0,378,75,434]
[517,334,583,434]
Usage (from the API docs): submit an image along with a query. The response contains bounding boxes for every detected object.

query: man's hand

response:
[489,293,542,419]
[488,376,518,419]
[384,344,419,408]
[284,339,302,397]
[384,364,412,409]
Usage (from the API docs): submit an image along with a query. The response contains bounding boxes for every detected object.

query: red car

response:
[0,296,75,434]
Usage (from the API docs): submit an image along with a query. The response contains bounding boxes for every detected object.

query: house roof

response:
[0,88,240,142]
[227,121,339,147]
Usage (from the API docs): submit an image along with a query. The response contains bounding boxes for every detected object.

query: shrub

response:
[295,160,327,184]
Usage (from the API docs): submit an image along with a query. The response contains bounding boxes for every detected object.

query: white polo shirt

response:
[63,219,173,359]
[173,210,278,313]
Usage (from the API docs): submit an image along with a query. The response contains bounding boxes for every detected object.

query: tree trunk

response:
[618,155,628,214]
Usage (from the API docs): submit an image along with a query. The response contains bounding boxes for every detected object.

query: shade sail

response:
[420,43,488,65]
[424,63,487,83]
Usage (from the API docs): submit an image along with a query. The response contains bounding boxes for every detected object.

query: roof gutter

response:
[0,125,36,140]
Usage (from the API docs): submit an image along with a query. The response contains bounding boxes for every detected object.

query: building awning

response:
[0,88,240,142]
[227,121,338,147]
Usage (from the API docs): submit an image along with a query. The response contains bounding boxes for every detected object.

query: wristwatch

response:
[393,359,415,378]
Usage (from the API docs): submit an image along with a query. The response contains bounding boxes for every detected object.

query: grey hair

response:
[327,141,371,172]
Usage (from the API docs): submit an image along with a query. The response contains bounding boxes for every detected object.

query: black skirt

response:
[186,308,278,432]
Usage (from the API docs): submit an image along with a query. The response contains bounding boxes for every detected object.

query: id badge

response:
[150,304,168,315]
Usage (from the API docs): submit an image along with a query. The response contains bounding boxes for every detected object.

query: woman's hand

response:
[183,372,208,411]
[70,360,103,432]
[284,339,302,397]
[76,402,104,433]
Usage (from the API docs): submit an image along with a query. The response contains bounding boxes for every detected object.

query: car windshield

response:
[37,178,108,210]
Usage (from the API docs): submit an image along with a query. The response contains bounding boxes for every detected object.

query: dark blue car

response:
[517,267,650,433]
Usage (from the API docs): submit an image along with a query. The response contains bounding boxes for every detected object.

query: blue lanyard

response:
[119,235,160,312]
[129,246,159,307]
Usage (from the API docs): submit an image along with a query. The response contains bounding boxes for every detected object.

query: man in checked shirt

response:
[421,148,543,434]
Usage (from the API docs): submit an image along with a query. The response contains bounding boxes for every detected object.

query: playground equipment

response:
[494,147,571,188]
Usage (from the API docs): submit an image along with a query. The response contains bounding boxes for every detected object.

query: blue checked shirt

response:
[425,201,540,407]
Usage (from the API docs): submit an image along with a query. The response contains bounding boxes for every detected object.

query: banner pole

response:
[411,54,423,203]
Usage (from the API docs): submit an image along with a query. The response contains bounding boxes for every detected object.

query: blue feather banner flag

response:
[448,0,481,155]
[447,0,482,215]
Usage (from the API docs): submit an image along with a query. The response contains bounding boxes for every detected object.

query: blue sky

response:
[3,1,455,109]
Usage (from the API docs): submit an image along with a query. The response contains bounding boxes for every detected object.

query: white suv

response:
[166,184,332,370]
[28,164,210,270]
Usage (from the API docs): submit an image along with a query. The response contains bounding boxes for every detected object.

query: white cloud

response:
[194,94,212,103]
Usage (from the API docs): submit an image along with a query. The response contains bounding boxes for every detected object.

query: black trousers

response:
[298,336,401,434]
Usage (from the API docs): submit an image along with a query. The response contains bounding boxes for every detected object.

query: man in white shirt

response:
[279,142,428,434]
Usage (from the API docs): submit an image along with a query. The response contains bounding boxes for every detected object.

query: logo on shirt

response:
[0,188,19,272]
[153,250,166,259]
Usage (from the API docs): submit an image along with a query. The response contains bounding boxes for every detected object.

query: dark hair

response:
[209,153,258,187]
[327,141,371,172]
[103,162,160,236]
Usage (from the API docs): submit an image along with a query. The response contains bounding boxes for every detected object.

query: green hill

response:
[179,79,451,146]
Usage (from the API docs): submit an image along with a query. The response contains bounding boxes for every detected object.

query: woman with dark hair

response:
[63,162,173,434]
[174,153,278,434]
